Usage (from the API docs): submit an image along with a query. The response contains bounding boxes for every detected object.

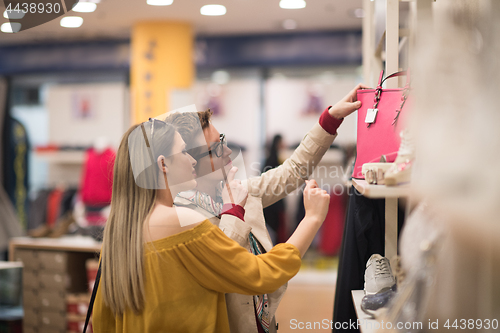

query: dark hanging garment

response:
[2,117,30,230]
[0,77,23,257]
[332,186,405,333]
[27,189,51,230]
[261,135,287,243]
[59,188,77,217]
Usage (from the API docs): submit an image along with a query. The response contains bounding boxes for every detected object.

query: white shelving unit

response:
[350,0,435,327]
[351,290,378,333]
[358,0,434,265]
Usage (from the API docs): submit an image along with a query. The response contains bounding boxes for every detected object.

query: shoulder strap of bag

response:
[379,69,411,88]
[83,261,101,333]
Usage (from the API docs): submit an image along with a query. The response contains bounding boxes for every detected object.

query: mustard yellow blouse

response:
[93,220,301,333]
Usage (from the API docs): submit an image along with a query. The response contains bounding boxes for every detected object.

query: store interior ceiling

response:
[0,0,363,45]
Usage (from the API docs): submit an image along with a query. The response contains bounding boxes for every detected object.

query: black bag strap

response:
[83,261,101,333]
[379,69,411,88]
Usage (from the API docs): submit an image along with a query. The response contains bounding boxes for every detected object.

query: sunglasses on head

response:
[193,133,226,160]
[139,118,168,162]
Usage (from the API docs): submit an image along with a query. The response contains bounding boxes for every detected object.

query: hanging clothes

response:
[46,187,65,228]
[2,116,30,230]
[319,191,347,256]
[0,78,24,254]
[262,134,287,244]
[80,147,115,206]
[27,189,51,230]
[0,186,23,253]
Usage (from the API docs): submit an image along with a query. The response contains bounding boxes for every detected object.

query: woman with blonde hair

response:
[92,118,331,333]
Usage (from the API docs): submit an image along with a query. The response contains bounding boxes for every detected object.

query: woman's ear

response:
[157,155,168,174]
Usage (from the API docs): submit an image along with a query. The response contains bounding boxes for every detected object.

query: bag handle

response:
[83,261,101,333]
[368,69,411,128]
[378,68,411,88]
[373,69,411,105]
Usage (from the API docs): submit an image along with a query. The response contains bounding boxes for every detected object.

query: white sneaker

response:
[364,254,396,295]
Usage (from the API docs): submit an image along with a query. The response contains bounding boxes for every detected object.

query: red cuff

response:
[319,106,344,135]
[221,204,245,221]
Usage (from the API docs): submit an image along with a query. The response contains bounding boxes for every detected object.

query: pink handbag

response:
[352,70,411,179]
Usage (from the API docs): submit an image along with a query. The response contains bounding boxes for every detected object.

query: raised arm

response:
[247,84,368,208]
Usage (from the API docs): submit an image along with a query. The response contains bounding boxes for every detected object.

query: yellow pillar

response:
[131,21,194,124]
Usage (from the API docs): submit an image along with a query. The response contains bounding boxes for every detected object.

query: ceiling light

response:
[1,22,21,33]
[279,0,306,9]
[60,16,83,28]
[72,2,97,12]
[200,4,226,16]
[147,0,173,5]
[3,9,25,19]
[282,19,297,30]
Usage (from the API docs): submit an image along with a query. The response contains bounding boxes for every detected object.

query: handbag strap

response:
[83,261,101,333]
[379,69,411,88]
[368,69,411,128]
[373,69,411,103]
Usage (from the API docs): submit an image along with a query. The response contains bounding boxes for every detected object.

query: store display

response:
[13,247,95,333]
[0,262,23,307]
[361,254,398,318]
[381,239,439,332]
[361,288,396,318]
[80,147,115,207]
[384,129,415,186]
[362,162,392,185]
[48,212,76,238]
[318,192,347,256]
[86,259,99,294]
[333,186,405,332]
[28,188,78,238]
[352,70,411,179]
[0,183,23,256]
[364,254,396,295]
[2,116,30,230]
[84,261,100,333]
[67,294,93,333]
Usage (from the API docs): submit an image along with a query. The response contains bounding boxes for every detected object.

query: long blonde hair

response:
[101,122,175,316]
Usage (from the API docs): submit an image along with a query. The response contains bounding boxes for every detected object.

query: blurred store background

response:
[0,1,367,331]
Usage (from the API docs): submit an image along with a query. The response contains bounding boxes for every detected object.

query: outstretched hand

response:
[221,167,248,207]
[328,83,371,120]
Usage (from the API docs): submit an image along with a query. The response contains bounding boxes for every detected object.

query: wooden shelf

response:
[351,290,378,333]
[9,236,101,260]
[352,179,410,199]
[34,151,85,164]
